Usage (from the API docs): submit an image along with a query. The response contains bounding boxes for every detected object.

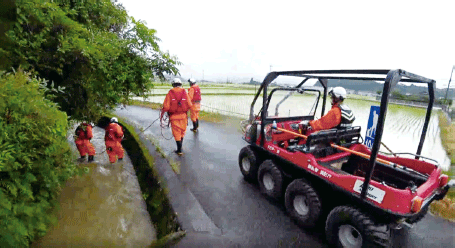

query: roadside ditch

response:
[98,116,185,246]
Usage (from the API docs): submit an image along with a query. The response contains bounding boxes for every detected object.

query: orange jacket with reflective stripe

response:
[309,104,341,131]
[161,87,192,120]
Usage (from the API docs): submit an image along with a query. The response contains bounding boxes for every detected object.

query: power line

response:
[444,66,454,107]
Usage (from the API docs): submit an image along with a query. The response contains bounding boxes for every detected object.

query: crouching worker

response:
[75,122,96,162]
[161,78,192,155]
[188,78,201,132]
[105,117,124,163]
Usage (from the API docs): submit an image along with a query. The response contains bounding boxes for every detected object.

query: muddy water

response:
[33,126,155,247]
[138,90,450,170]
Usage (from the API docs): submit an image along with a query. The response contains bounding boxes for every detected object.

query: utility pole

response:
[444,66,455,109]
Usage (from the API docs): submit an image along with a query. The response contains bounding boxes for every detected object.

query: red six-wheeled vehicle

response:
[238,70,454,247]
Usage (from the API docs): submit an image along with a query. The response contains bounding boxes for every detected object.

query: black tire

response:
[258,160,284,200]
[285,179,322,228]
[238,146,260,182]
[406,205,429,224]
[325,206,391,248]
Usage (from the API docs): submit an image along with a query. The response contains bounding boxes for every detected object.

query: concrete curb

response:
[127,122,222,236]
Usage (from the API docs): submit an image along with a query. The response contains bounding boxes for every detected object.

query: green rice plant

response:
[438,112,455,164]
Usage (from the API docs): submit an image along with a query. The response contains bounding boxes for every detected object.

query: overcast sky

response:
[118,0,454,89]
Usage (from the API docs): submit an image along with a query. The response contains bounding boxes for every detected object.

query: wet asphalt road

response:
[115,105,454,248]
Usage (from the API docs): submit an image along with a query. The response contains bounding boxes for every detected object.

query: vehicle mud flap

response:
[285,179,322,228]
[325,205,391,248]
[258,160,284,200]
[238,146,261,182]
[405,205,429,224]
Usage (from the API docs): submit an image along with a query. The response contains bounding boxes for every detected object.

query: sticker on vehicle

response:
[353,179,386,204]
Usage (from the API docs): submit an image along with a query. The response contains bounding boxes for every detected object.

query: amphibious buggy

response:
[238,70,454,247]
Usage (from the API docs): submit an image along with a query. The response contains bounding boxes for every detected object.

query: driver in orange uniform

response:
[300,87,355,131]
[188,78,201,132]
[105,117,124,163]
[161,78,192,155]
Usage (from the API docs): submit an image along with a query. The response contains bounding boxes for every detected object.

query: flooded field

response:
[138,85,450,170]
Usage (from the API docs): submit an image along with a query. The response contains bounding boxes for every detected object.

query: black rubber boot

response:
[175,141,183,155]
[78,156,86,162]
[191,121,197,132]
[88,155,94,162]
[196,119,199,130]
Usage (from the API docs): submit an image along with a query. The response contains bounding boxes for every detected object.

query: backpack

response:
[192,85,201,102]
[168,89,190,114]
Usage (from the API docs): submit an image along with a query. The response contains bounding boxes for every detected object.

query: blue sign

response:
[365,106,380,149]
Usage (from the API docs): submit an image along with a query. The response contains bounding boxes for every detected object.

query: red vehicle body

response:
[239,70,454,247]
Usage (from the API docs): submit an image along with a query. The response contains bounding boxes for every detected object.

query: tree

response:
[1,0,180,121]
[391,90,404,100]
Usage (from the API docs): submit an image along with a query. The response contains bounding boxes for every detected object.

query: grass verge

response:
[145,133,181,174]
[429,112,455,221]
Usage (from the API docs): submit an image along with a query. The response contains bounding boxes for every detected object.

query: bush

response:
[0,70,77,247]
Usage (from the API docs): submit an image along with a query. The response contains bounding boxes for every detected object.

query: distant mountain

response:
[327,79,454,99]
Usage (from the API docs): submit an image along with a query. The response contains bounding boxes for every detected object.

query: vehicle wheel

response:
[325,206,391,248]
[258,160,283,200]
[238,146,260,182]
[285,179,321,228]
[406,205,429,224]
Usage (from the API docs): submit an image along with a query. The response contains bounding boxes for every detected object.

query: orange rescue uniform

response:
[75,123,96,157]
[188,84,201,122]
[309,104,342,131]
[161,87,192,141]
[105,122,124,163]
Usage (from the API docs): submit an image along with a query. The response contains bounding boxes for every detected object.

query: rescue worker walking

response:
[161,78,192,155]
[105,117,124,163]
[188,78,201,132]
[75,122,96,162]
[301,87,355,131]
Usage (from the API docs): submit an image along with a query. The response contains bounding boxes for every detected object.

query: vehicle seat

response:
[304,126,362,158]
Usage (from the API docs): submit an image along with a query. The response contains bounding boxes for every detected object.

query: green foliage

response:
[1,0,181,121]
[0,70,77,247]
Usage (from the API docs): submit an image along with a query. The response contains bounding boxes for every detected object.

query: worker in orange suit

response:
[188,78,201,132]
[75,122,96,162]
[104,117,124,163]
[300,87,355,131]
[161,78,192,155]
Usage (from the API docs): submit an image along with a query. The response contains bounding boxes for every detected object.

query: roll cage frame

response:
[249,69,436,200]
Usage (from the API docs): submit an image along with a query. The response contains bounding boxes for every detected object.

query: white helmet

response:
[110,117,118,123]
[172,78,182,85]
[329,87,347,101]
[188,78,196,84]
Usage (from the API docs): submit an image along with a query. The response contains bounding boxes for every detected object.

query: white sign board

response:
[353,179,386,204]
